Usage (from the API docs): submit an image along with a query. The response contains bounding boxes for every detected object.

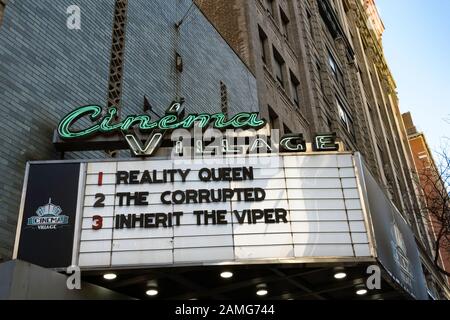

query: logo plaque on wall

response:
[26,198,69,230]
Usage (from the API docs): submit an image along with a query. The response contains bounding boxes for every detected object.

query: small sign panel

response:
[16,163,80,268]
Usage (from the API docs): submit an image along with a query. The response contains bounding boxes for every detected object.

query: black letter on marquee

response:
[129,171,140,184]
[242,167,254,180]
[172,212,183,226]
[116,171,129,184]
[140,170,152,184]
[198,168,211,182]
[178,169,191,182]
[275,209,288,223]
[254,188,266,201]
[193,211,204,225]
[217,210,228,225]
[161,191,171,204]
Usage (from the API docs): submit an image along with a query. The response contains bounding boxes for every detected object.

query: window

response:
[273,47,285,87]
[290,71,300,106]
[259,26,268,65]
[266,0,275,16]
[328,51,338,75]
[337,98,354,137]
[269,106,279,131]
[328,50,345,91]
[280,8,290,40]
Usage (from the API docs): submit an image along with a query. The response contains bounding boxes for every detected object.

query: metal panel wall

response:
[358,157,429,300]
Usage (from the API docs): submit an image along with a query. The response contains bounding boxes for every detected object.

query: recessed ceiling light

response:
[356,289,368,296]
[256,289,268,296]
[103,273,117,280]
[220,271,233,279]
[256,283,268,296]
[146,289,159,296]
[334,272,347,279]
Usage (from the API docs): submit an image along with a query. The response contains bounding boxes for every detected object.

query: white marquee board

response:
[76,153,372,268]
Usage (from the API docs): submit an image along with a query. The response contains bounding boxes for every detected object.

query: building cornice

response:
[347,0,397,92]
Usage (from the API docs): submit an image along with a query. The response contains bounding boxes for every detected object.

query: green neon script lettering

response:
[58,105,103,139]
[217,113,266,129]
[248,113,266,128]
[121,115,156,131]
[158,114,180,129]
[58,106,267,139]
[180,114,212,128]
[100,108,122,132]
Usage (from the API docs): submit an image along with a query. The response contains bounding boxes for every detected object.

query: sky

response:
[376,0,450,157]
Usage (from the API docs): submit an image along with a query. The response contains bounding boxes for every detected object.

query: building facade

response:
[196,0,425,243]
[0,0,449,299]
[195,0,447,296]
[403,112,450,288]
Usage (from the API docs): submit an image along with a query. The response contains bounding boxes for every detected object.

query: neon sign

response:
[57,103,266,139]
[56,100,339,156]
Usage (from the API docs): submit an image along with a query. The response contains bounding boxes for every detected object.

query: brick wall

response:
[408,135,450,284]
[121,0,257,117]
[0,0,116,260]
[194,0,251,71]
[0,0,258,260]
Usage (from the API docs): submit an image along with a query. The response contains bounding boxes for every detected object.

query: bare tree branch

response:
[415,145,450,278]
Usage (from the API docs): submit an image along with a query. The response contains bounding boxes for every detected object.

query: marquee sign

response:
[54,100,340,156]
[78,153,372,267]
[13,153,429,299]
[14,153,374,269]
